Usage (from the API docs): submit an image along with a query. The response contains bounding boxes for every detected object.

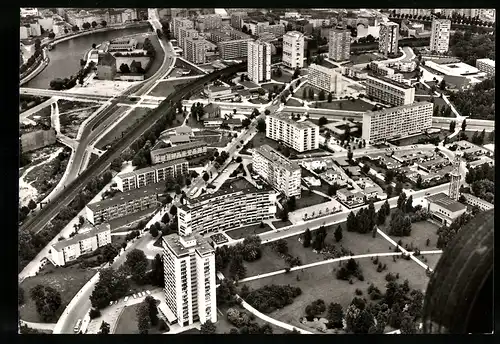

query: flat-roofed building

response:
[430,18,451,54]
[369,61,404,82]
[162,234,216,327]
[195,14,222,31]
[177,185,277,235]
[151,141,208,164]
[282,31,305,69]
[172,17,193,41]
[379,21,399,56]
[266,113,319,152]
[328,28,351,62]
[184,36,207,64]
[86,183,164,225]
[308,63,345,95]
[51,223,111,266]
[362,102,433,143]
[462,193,494,211]
[116,159,189,191]
[252,145,301,198]
[109,38,138,51]
[476,58,495,77]
[365,74,415,106]
[426,192,467,226]
[247,40,271,84]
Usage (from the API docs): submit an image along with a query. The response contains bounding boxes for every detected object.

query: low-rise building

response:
[109,38,138,51]
[170,135,191,145]
[369,61,404,83]
[426,192,467,226]
[151,141,208,164]
[162,234,216,327]
[461,193,494,211]
[475,58,495,77]
[266,112,319,152]
[365,74,415,106]
[362,102,433,143]
[252,145,302,198]
[96,52,117,80]
[203,86,235,101]
[201,103,221,119]
[116,159,189,192]
[177,185,277,235]
[337,188,364,205]
[203,118,224,127]
[51,223,111,266]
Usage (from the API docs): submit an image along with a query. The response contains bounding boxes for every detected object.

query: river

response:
[25,26,151,89]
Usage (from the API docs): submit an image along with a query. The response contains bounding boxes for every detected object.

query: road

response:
[57,233,158,334]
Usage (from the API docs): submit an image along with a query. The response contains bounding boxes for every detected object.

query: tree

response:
[303,228,312,247]
[144,296,159,326]
[448,120,456,133]
[347,150,353,162]
[48,32,55,39]
[136,302,151,334]
[308,88,315,100]
[439,79,446,90]
[149,226,159,237]
[28,199,37,211]
[150,254,164,287]
[327,303,344,328]
[18,286,25,305]
[119,63,130,73]
[72,25,79,32]
[169,204,177,216]
[257,118,266,132]
[318,89,326,101]
[229,254,246,280]
[29,285,62,322]
[242,118,251,128]
[201,320,216,334]
[334,225,343,242]
[405,195,414,213]
[397,192,407,210]
[101,244,119,264]
[327,92,333,103]
[385,169,395,184]
[346,211,358,232]
[203,172,210,182]
[461,119,467,131]
[99,321,110,334]
[377,208,386,225]
[91,21,98,28]
[395,182,403,196]
[101,20,107,27]
[125,249,149,283]
[318,116,328,126]
[386,185,393,198]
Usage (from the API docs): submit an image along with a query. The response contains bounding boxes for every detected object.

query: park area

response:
[19,265,97,323]
[294,191,331,210]
[226,223,274,240]
[271,69,294,83]
[216,305,287,334]
[242,254,431,333]
[149,79,194,97]
[313,99,373,112]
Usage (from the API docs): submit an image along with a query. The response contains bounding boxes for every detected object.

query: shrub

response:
[385,273,396,282]
[349,279,353,285]
[158,319,169,332]
[355,288,363,296]
[89,308,101,319]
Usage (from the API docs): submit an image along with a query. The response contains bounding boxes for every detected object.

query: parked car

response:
[109,301,114,306]
[124,296,129,302]
[133,294,137,299]
[146,290,151,295]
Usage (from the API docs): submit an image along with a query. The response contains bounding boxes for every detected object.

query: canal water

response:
[25,26,151,89]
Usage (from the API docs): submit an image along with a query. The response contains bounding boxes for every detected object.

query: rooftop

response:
[426,192,467,213]
[366,73,413,89]
[203,103,221,113]
[52,223,110,251]
[175,126,193,135]
[284,30,304,39]
[86,182,164,212]
[117,159,188,179]
[239,80,260,89]
[163,233,214,258]
[97,52,116,67]
[476,58,495,67]
[207,85,232,93]
[170,135,191,144]
[364,101,432,117]
[254,144,301,172]
[269,112,319,130]
[151,140,207,156]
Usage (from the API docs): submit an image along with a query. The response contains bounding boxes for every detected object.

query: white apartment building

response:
[185,36,207,64]
[195,14,222,31]
[328,28,351,62]
[365,74,415,106]
[362,102,433,143]
[430,19,451,54]
[462,193,494,211]
[177,186,277,236]
[252,145,302,198]
[379,21,399,56]
[51,223,111,266]
[476,58,495,77]
[308,63,345,95]
[282,31,305,69]
[247,40,271,84]
[150,141,208,165]
[266,113,320,152]
[163,234,216,327]
[172,17,193,41]
[116,159,189,192]
[369,61,404,83]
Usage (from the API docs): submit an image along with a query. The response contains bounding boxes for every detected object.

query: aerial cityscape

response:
[18,7,494,335]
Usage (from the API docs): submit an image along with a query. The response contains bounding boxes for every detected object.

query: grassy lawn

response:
[271,70,293,83]
[249,98,269,104]
[423,253,442,271]
[390,130,448,146]
[314,99,373,112]
[295,192,330,210]
[293,84,324,101]
[114,302,164,334]
[235,245,289,277]
[349,53,384,65]
[225,223,273,240]
[216,305,287,334]
[109,208,156,231]
[174,58,205,76]
[95,107,153,150]
[149,79,194,97]
[58,100,100,113]
[244,132,281,152]
[19,265,96,323]
[286,98,304,107]
[88,153,99,167]
[273,220,292,229]
[242,255,430,331]
[261,82,282,93]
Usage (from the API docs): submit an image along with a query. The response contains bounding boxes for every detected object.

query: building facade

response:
[109,38,138,52]
[476,58,495,77]
[195,14,222,31]
[116,159,189,192]
[328,28,351,62]
[369,61,404,82]
[86,183,164,225]
[96,52,117,80]
[217,38,252,59]
[177,187,277,235]
[185,36,207,64]
[266,113,320,152]
[462,193,494,211]
[247,40,271,84]
[150,141,208,164]
[163,234,216,327]
[51,223,111,266]
[430,18,451,54]
[172,17,193,40]
[252,145,302,198]
[282,31,305,69]
[365,74,415,106]
[379,21,399,56]
[308,63,345,95]
[362,102,433,143]
[426,192,467,226]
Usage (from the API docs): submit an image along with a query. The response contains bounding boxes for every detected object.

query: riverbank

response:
[20,49,49,86]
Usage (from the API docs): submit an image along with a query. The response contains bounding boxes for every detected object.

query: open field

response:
[88,153,99,167]
[58,100,100,113]
[261,82,282,93]
[242,132,283,154]
[295,192,330,210]
[95,107,153,150]
[286,98,304,107]
[422,253,442,271]
[19,265,97,323]
[271,70,293,83]
[149,79,194,97]
[349,53,385,65]
[389,130,448,146]
[293,84,324,101]
[314,99,373,112]
[173,58,205,76]
[114,302,164,334]
[27,104,52,127]
[225,223,274,240]
[242,255,431,332]
[59,105,101,139]
[240,245,289,277]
